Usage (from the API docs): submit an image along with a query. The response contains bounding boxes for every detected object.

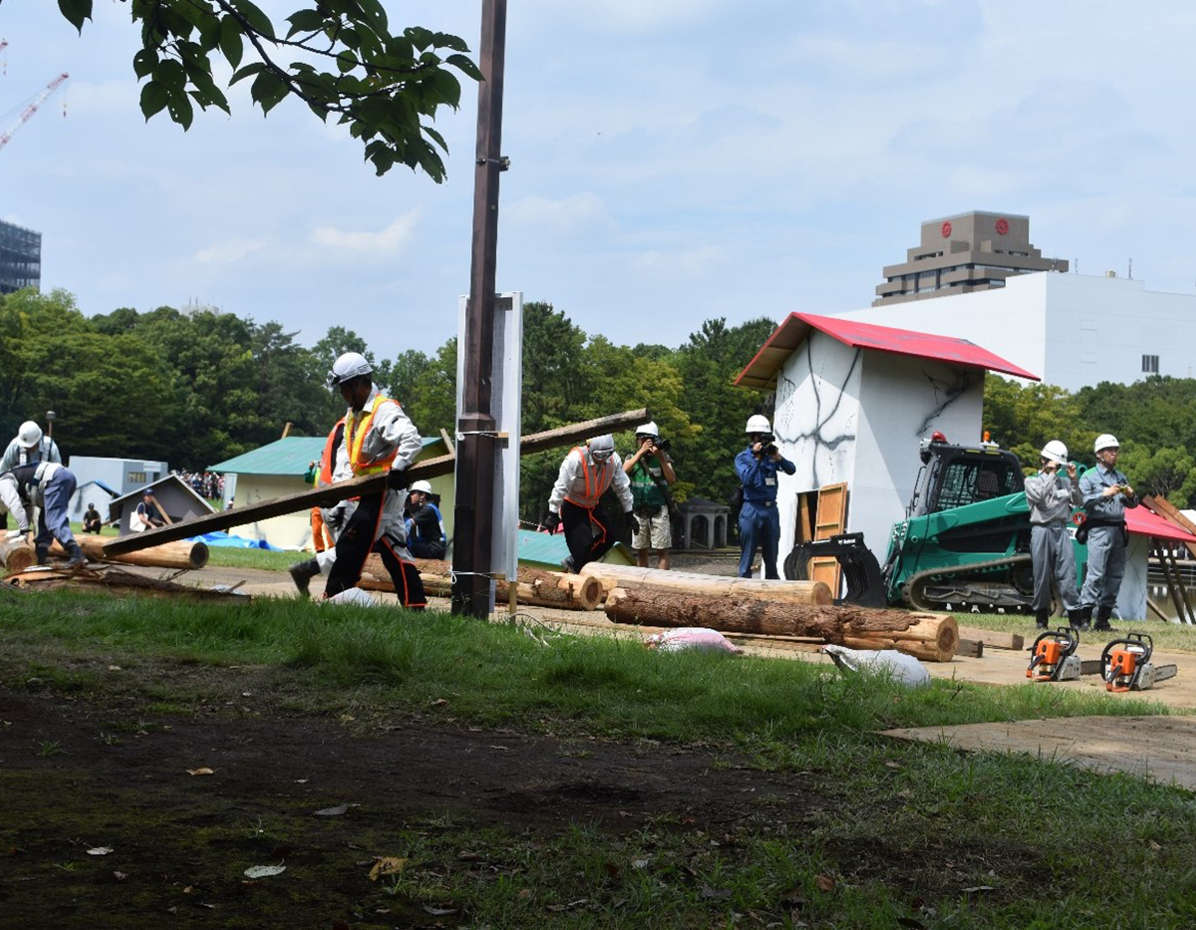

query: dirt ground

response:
[4,561,1194,926]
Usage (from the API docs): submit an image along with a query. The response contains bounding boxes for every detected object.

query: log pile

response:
[577,562,833,606]
[603,587,958,662]
[359,554,601,611]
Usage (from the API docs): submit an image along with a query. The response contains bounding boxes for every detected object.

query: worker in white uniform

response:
[0,421,62,532]
[544,434,637,573]
[321,352,427,608]
[1,460,86,567]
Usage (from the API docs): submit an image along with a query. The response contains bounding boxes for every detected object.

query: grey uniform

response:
[1024,469,1083,613]
[1078,463,1138,613]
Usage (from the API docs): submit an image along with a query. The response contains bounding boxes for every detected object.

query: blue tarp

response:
[185,531,281,551]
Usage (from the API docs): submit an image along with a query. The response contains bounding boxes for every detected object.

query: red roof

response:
[735,312,1039,389]
[1126,505,1196,543]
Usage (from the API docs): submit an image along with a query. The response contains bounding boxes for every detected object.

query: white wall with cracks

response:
[770,331,986,587]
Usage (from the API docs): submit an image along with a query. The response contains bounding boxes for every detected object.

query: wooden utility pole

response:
[453,0,509,618]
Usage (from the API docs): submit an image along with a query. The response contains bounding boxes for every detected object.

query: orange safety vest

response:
[563,445,613,509]
[317,418,346,487]
[344,395,401,477]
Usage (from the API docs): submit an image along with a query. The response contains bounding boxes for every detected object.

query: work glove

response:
[6,529,29,543]
[385,466,408,490]
[625,511,640,535]
[543,512,561,534]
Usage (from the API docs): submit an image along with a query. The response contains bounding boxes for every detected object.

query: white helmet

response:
[17,421,42,448]
[635,421,659,438]
[745,414,771,434]
[1094,433,1120,454]
[1040,440,1068,465]
[410,479,433,494]
[327,351,373,387]
[588,434,615,461]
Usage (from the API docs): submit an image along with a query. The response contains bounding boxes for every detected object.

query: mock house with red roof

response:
[736,312,1196,619]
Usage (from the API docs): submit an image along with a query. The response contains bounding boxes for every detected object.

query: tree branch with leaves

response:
[51,0,483,179]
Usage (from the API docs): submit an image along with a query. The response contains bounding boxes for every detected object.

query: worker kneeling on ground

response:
[1024,440,1083,630]
[0,461,86,567]
[405,480,446,560]
[320,352,427,609]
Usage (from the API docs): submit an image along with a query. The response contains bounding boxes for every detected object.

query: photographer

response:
[735,414,796,579]
[624,422,677,569]
[1024,440,1083,631]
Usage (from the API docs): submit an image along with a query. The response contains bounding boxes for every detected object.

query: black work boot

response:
[63,541,87,568]
[1034,609,1050,630]
[1067,609,1084,631]
[288,558,320,598]
[1093,606,1115,633]
[35,545,49,567]
[1077,606,1093,632]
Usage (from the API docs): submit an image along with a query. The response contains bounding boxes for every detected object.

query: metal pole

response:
[452,0,507,617]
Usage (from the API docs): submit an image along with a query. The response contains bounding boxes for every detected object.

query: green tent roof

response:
[515,529,635,570]
[209,436,443,477]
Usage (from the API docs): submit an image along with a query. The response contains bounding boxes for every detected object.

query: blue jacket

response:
[735,447,796,505]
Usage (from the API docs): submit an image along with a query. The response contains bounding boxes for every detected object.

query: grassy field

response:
[2,584,1196,928]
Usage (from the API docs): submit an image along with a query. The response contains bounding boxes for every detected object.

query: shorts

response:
[632,505,672,551]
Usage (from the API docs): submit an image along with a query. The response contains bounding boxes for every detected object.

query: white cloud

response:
[632,244,727,278]
[309,210,422,255]
[505,192,614,233]
[195,237,269,265]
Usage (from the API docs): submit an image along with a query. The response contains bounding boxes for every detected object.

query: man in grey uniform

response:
[1024,440,1083,630]
[1078,433,1138,632]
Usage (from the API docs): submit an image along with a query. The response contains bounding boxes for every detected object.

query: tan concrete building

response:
[873,211,1068,306]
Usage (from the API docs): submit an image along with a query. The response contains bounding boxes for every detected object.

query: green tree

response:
[1118,444,1196,508]
[51,0,483,179]
[982,377,1091,471]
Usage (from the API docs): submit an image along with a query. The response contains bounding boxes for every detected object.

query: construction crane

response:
[0,71,69,153]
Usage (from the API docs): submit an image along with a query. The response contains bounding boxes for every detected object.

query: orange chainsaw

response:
[1100,633,1177,692]
[1026,627,1082,682]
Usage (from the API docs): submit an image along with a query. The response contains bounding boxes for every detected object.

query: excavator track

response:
[901,554,1039,613]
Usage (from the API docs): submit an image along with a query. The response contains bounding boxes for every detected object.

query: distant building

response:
[873,211,1067,307]
[0,219,42,294]
[843,271,1196,392]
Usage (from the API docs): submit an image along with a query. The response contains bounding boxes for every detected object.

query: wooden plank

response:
[796,493,813,545]
[1142,495,1196,559]
[957,638,984,659]
[1147,596,1171,623]
[104,408,649,557]
[956,626,1025,651]
[810,482,848,596]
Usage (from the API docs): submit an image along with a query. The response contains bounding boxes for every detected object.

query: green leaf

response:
[355,0,389,32]
[220,16,245,70]
[423,125,447,152]
[230,62,266,86]
[250,70,290,114]
[446,53,483,82]
[133,48,159,79]
[336,50,358,74]
[426,69,460,109]
[285,9,325,38]
[432,32,469,53]
[167,86,195,130]
[139,81,170,120]
[228,0,275,39]
[57,0,92,33]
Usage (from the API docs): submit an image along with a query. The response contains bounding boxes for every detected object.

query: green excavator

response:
[784,432,1086,612]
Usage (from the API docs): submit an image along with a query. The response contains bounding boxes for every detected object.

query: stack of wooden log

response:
[578,563,958,662]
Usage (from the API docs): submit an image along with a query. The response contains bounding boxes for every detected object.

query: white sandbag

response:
[325,587,378,608]
[822,644,930,688]
[645,627,743,655]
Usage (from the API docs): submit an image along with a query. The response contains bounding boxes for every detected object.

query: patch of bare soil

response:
[0,670,824,928]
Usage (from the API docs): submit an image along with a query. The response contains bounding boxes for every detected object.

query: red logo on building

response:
[941,221,952,238]
[995,217,1009,235]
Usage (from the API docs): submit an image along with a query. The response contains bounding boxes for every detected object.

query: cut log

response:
[578,562,832,606]
[604,587,957,661]
[3,565,248,601]
[359,564,601,611]
[1,536,35,575]
[51,536,209,570]
[104,407,649,557]
[956,626,1024,652]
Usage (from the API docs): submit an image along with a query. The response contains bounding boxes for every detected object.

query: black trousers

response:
[562,499,615,571]
[324,490,426,608]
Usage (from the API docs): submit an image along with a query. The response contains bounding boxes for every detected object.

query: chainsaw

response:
[1026,627,1082,682]
[1101,633,1177,692]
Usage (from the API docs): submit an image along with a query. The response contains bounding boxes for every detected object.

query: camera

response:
[757,433,777,456]
[655,437,671,453]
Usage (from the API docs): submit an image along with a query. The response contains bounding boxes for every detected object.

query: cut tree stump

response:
[604,587,957,661]
[578,563,832,606]
[51,536,209,570]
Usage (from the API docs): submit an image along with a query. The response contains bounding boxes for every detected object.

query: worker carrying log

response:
[0,461,86,567]
[543,434,638,573]
[318,351,427,609]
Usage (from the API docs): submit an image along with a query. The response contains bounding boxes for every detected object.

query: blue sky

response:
[4,1,1196,360]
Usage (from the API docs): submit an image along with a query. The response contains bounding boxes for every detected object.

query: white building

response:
[838,271,1196,391]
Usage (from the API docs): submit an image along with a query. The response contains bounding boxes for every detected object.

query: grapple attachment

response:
[783,533,885,608]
